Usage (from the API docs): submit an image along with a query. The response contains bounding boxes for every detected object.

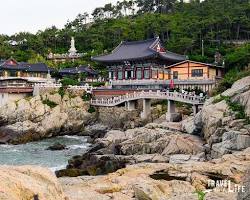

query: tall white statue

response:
[68,37,77,55]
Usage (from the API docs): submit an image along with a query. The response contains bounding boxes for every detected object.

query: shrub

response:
[60,77,79,87]
[89,82,105,87]
[42,99,58,108]
[212,95,230,104]
[212,69,250,96]
[58,87,66,97]
[88,106,96,113]
[82,93,92,101]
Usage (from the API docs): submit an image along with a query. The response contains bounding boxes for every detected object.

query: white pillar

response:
[127,100,136,111]
[140,99,151,119]
[166,100,180,122]
[125,71,128,79]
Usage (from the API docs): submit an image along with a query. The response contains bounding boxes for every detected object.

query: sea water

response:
[0,135,90,171]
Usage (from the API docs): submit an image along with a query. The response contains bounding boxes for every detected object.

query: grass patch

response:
[42,99,58,108]
[214,95,250,122]
[195,190,206,200]
[212,95,230,104]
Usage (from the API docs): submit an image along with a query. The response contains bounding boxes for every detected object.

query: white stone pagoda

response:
[47,37,84,63]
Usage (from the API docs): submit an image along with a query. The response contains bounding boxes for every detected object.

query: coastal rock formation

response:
[182,76,250,158]
[0,165,66,200]
[0,93,96,144]
[57,122,206,177]
[59,148,250,200]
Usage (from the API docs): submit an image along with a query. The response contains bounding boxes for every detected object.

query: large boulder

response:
[0,165,66,200]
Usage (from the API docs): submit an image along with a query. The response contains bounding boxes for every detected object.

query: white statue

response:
[68,37,77,55]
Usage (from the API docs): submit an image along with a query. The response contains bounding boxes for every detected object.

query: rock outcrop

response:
[57,122,206,177]
[59,148,250,200]
[0,93,96,144]
[0,165,66,200]
[182,76,250,159]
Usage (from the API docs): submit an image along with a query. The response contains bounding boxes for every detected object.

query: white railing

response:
[34,83,62,88]
[110,78,217,86]
[34,83,94,92]
[91,91,205,107]
[68,85,95,92]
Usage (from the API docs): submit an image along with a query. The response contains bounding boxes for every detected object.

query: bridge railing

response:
[90,91,205,106]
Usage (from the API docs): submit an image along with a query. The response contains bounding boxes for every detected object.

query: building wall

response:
[1,70,48,78]
[168,62,210,80]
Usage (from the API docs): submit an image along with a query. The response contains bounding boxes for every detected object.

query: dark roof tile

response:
[92,38,186,63]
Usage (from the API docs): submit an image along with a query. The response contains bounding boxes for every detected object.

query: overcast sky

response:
[1,0,118,35]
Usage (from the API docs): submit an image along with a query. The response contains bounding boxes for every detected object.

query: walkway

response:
[90,90,205,107]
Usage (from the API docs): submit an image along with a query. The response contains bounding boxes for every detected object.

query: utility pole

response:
[202,39,204,57]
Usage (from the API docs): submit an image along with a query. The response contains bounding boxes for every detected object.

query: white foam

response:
[68,144,89,150]
[49,164,66,172]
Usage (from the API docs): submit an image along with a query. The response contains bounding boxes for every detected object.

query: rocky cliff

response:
[182,76,250,159]
[0,92,96,144]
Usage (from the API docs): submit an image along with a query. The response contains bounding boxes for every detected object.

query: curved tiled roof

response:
[92,38,186,63]
[59,66,98,76]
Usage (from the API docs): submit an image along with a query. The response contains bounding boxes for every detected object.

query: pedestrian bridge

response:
[91,91,205,121]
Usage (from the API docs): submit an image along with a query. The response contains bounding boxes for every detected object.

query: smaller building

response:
[166,60,224,80]
[47,37,84,63]
[59,65,99,82]
[0,58,52,80]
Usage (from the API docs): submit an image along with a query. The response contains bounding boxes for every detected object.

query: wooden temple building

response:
[0,58,52,79]
[92,37,186,81]
[92,37,224,92]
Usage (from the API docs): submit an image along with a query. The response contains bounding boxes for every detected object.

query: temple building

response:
[92,37,224,92]
[47,37,84,63]
[0,58,52,80]
[59,65,99,82]
[92,37,186,80]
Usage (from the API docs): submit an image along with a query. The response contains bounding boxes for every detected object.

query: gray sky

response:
[1,0,118,35]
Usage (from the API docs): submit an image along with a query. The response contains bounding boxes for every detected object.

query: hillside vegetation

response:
[0,0,249,74]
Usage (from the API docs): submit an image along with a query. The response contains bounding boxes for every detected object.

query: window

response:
[109,71,114,79]
[136,68,142,79]
[144,69,150,79]
[191,69,203,77]
[9,70,18,77]
[173,71,178,79]
[118,71,123,80]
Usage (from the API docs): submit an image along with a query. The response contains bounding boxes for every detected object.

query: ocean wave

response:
[49,164,67,172]
[68,144,89,150]
[62,135,86,140]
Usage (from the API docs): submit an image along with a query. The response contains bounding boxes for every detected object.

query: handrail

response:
[90,91,205,107]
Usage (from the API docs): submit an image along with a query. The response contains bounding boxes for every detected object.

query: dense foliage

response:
[0,0,249,72]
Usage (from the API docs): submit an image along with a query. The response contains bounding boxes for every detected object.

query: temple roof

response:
[0,59,50,73]
[92,37,186,64]
[165,60,225,69]
[59,66,98,76]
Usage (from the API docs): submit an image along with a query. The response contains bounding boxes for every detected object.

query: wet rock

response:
[80,124,108,139]
[47,142,66,151]
[57,154,129,177]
